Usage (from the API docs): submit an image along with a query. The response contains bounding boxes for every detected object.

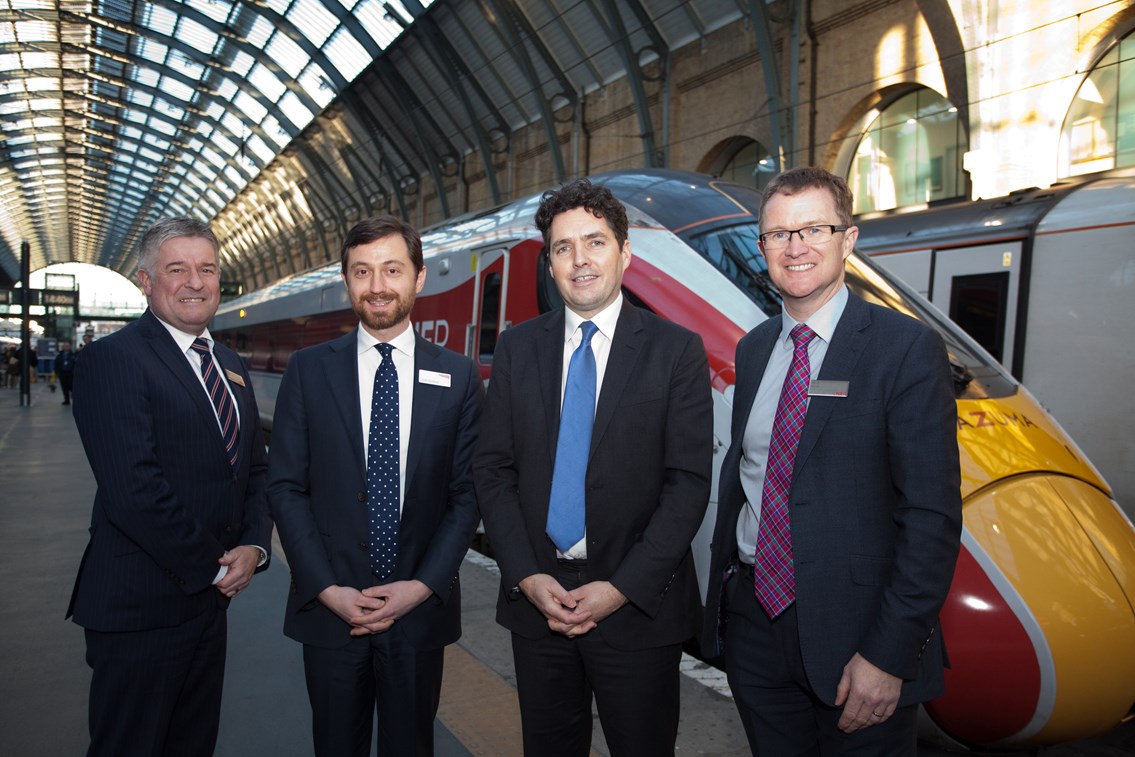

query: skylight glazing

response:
[0,0,433,274]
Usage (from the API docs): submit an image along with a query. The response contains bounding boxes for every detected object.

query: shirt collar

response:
[153,313,213,355]
[778,285,848,346]
[563,293,623,343]
[357,322,417,358]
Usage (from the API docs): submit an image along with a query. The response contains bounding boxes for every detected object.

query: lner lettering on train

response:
[957,410,1039,430]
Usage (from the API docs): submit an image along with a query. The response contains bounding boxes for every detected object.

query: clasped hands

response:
[518,574,627,637]
[319,580,432,637]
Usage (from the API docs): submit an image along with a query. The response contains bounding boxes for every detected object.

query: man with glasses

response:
[702,167,962,755]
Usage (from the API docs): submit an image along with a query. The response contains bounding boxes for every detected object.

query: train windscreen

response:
[684,221,1016,400]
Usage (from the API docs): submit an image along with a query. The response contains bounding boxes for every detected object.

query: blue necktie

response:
[190,337,240,471]
[546,321,598,552]
[367,343,399,579]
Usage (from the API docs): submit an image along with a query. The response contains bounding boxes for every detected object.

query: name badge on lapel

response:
[418,369,451,388]
[808,380,848,397]
[224,369,245,387]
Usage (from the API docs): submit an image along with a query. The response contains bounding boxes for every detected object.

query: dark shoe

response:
[62,400,70,405]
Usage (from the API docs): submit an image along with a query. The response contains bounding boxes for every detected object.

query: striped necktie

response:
[190,337,240,471]
[753,323,816,617]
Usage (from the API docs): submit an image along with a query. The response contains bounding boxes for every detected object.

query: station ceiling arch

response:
[0,0,755,286]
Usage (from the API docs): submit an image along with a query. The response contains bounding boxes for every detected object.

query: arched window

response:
[849,89,967,214]
[703,138,778,192]
[1059,32,1135,176]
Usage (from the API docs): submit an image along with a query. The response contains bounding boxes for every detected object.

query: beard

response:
[352,290,415,333]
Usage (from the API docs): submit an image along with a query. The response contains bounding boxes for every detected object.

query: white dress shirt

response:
[736,285,849,562]
[357,323,416,515]
[557,294,623,559]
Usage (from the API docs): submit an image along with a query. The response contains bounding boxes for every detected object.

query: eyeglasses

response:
[758,225,848,250]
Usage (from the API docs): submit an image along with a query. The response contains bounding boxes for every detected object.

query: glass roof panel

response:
[14,20,52,42]
[179,18,220,55]
[247,63,286,101]
[229,49,255,77]
[245,15,275,48]
[353,0,401,49]
[277,90,313,127]
[266,32,308,79]
[288,0,339,47]
[298,63,335,107]
[232,90,268,122]
[322,28,369,80]
[135,38,169,65]
[193,0,235,24]
[145,6,179,37]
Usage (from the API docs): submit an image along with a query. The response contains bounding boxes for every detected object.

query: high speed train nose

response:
[927,475,1135,747]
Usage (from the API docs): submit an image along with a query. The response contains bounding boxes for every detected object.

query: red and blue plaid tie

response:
[754,323,816,617]
[190,338,240,471]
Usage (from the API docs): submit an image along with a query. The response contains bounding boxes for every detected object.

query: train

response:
[854,171,1135,526]
[212,169,1135,750]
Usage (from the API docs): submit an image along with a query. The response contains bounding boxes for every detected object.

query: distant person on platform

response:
[54,340,75,405]
[67,216,272,757]
[474,178,713,757]
[702,166,962,756]
[4,346,17,388]
[78,332,93,350]
[268,216,483,757]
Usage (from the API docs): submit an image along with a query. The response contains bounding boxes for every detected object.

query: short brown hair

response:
[759,167,855,226]
[341,215,423,274]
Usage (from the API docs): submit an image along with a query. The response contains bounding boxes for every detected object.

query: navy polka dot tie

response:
[367,343,399,580]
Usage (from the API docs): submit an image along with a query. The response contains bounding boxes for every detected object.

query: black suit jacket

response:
[475,300,713,649]
[268,329,483,650]
[703,291,962,705]
[68,309,271,631]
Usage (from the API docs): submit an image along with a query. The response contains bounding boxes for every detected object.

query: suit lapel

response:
[323,330,366,474]
[733,321,780,447]
[539,309,567,465]
[793,293,871,472]
[406,335,443,488]
[139,310,222,430]
[589,300,643,457]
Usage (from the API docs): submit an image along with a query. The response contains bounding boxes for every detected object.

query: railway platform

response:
[2,381,1133,757]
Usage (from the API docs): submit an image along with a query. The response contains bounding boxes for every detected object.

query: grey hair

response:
[137,217,219,275]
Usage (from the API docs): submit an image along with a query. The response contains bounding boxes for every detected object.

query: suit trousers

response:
[84,602,227,757]
[724,564,917,756]
[511,559,682,757]
[302,630,444,757]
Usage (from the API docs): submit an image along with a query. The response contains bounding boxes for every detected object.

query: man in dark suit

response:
[703,167,962,755]
[268,216,483,757]
[474,178,713,757]
[68,217,272,757]
[54,340,75,404]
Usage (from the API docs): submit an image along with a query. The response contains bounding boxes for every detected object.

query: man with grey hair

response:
[68,216,271,756]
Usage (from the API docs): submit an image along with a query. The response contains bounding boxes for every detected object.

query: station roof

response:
[0,0,745,285]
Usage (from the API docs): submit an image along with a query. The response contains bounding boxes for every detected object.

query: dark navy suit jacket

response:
[475,300,713,649]
[268,329,483,650]
[68,308,271,631]
[702,291,962,706]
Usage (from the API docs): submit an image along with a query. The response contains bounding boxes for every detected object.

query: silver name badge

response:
[809,380,849,397]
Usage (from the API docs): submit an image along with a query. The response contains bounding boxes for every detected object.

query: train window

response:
[686,225,782,318]
[1060,32,1135,175]
[845,258,1016,400]
[849,88,967,213]
[479,272,502,362]
[948,272,1009,363]
[536,250,564,314]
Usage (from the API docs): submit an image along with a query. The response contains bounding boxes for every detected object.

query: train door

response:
[930,243,1023,368]
[467,248,510,373]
